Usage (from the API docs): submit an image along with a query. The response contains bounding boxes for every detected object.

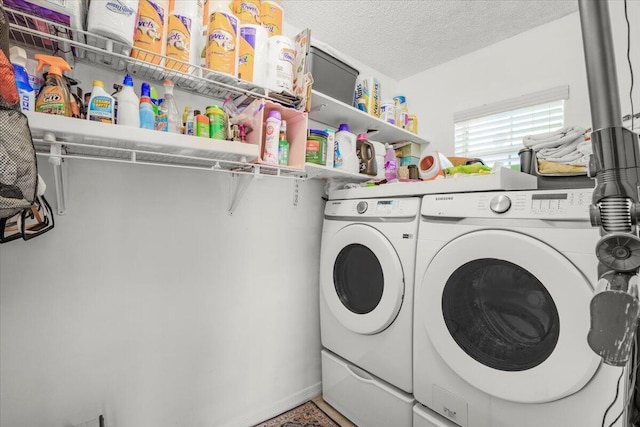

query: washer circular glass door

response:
[321,224,404,334]
[420,230,600,403]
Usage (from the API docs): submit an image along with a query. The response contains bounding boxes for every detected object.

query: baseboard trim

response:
[222,382,323,427]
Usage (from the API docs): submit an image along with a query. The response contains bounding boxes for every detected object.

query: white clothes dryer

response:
[413,189,626,427]
[320,197,421,394]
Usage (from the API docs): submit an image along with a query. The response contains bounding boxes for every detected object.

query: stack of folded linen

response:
[522,126,590,174]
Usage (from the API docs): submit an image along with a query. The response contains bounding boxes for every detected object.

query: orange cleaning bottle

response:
[34,55,73,117]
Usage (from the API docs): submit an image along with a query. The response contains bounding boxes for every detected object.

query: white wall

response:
[0,60,327,426]
[399,1,640,155]
[283,22,399,114]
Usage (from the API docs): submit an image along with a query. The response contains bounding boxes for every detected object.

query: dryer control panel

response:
[421,189,592,220]
[325,198,420,219]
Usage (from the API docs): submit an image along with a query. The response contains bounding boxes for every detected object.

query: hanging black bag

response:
[0,3,38,220]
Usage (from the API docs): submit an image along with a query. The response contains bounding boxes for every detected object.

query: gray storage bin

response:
[306,46,359,106]
[518,148,595,189]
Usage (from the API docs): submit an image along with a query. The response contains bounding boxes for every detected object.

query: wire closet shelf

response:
[5,6,301,108]
[6,7,307,181]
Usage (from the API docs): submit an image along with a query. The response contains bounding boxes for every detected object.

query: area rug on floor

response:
[254,401,341,427]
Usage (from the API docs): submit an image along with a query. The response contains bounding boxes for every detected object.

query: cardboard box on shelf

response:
[354,76,380,117]
[395,142,421,158]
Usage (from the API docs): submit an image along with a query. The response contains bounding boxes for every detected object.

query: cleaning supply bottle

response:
[65,76,82,118]
[87,80,115,123]
[356,133,377,176]
[384,143,397,181]
[335,123,358,173]
[162,80,181,133]
[325,129,335,168]
[139,96,155,129]
[156,97,168,131]
[116,74,140,128]
[263,109,281,164]
[278,119,289,165]
[10,47,35,112]
[141,81,151,99]
[182,106,192,134]
[111,84,122,123]
[185,108,195,135]
[34,54,73,116]
[150,86,160,118]
[140,82,155,128]
[74,87,85,119]
[393,95,406,128]
[194,109,210,137]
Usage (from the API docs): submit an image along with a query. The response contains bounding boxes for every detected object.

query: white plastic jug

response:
[335,123,358,174]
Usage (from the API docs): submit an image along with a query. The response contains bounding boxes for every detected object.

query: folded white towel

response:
[537,136,584,159]
[523,126,586,151]
[536,138,592,166]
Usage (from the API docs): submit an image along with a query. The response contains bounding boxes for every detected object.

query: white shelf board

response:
[309,90,430,146]
[25,112,260,167]
[328,168,538,200]
[305,163,373,181]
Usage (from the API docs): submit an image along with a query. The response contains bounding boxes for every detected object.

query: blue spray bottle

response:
[10,46,35,112]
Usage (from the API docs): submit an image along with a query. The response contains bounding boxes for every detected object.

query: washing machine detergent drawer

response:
[321,349,413,427]
[413,403,459,427]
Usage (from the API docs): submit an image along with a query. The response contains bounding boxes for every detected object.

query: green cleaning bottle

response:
[278,119,289,166]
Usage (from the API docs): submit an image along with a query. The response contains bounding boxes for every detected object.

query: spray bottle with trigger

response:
[34,55,73,117]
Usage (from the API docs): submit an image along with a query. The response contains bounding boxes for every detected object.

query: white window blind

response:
[454,86,568,168]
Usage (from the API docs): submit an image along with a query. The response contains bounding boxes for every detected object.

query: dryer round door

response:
[420,229,600,404]
[321,224,405,335]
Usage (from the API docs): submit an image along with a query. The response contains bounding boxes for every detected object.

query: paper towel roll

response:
[238,24,268,86]
[266,35,294,93]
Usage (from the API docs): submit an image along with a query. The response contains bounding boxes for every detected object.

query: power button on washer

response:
[357,201,368,214]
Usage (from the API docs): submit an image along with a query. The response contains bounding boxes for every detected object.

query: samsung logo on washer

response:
[435,196,454,201]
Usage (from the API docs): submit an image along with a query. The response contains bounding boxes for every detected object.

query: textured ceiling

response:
[284,0,579,80]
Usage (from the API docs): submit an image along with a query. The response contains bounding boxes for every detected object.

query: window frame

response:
[453,86,569,168]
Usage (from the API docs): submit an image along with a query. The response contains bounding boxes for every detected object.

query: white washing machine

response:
[320,197,420,426]
[413,189,626,427]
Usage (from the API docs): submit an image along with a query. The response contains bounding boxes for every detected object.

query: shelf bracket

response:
[45,133,67,215]
[228,169,257,215]
[309,103,327,113]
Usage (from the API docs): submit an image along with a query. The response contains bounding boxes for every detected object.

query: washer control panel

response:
[325,198,420,218]
[421,189,592,220]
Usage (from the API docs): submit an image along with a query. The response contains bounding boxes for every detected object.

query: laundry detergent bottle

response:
[356,133,377,176]
[335,123,358,173]
[34,54,73,116]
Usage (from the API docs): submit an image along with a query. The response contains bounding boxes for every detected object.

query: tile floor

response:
[312,395,357,427]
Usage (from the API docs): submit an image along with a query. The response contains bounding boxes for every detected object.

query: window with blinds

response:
[454,86,568,168]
